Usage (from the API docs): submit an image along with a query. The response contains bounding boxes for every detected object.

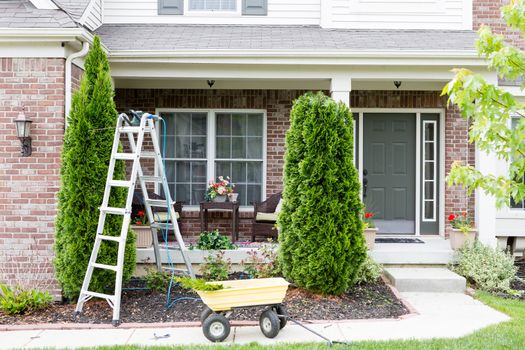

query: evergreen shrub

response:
[278,92,366,295]
[54,36,136,299]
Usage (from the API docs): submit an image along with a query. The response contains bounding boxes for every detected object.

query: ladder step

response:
[151,222,175,230]
[146,199,169,207]
[83,290,115,301]
[100,207,128,215]
[140,176,163,183]
[114,153,137,160]
[140,152,157,159]
[119,126,152,134]
[97,234,122,243]
[109,180,133,188]
[91,263,119,272]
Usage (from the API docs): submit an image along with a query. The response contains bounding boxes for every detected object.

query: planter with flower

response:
[448,212,476,250]
[205,176,235,202]
[131,210,152,248]
[363,212,378,250]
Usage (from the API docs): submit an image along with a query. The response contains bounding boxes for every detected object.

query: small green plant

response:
[193,230,236,250]
[448,212,473,235]
[0,283,53,315]
[241,241,281,278]
[201,251,231,281]
[176,276,225,291]
[354,255,383,285]
[144,269,172,292]
[452,241,518,293]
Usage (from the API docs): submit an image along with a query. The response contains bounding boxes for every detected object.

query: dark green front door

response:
[363,113,416,234]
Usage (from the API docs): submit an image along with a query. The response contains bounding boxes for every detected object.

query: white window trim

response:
[185,0,241,16]
[155,108,267,212]
[422,120,437,222]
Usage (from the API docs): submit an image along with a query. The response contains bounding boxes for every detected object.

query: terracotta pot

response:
[363,227,378,250]
[212,195,227,202]
[450,228,476,250]
[132,225,152,248]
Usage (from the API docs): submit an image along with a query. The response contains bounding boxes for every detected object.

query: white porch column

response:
[330,75,351,106]
[475,147,498,248]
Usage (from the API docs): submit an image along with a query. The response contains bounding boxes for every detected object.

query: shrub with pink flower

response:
[205,176,235,200]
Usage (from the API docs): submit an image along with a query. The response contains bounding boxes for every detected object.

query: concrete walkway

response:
[0,292,510,349]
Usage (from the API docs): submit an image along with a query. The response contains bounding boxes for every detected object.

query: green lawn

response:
[92,292,524,350]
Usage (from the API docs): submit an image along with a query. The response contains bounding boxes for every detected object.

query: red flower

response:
[462,212,467,217]
[136,221,142,225]
[137,211,145,217]
[448,214,456,221]
[364,212,375,219]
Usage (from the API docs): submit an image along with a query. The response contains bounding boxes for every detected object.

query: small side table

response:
[199,201,241,242]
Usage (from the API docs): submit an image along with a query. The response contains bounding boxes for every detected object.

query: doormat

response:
[375,238,425,244]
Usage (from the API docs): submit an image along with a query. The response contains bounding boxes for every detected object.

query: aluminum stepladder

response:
[75,112,195,326]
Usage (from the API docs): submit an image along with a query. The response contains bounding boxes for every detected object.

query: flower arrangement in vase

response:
[205,176,235,202]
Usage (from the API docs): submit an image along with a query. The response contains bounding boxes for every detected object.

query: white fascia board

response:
[108,49,485,67]
[500,86,525,97]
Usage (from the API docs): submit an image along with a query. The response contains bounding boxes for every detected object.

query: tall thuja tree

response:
[278,92,366,295]
[443,0,525,208]
[55,36,135,299]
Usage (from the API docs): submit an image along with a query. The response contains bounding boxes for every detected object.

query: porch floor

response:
[370,236,455,265]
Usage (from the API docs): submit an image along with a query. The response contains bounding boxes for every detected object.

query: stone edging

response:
[0,278,418,332]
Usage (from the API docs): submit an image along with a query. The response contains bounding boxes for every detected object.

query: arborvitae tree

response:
[55,36,135,299]
[278,92,366,295]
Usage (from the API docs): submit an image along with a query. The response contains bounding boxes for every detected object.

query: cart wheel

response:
[273,305,288,329]
[259,309,280,338]
[202,313,231,342]
[200,306,213,324]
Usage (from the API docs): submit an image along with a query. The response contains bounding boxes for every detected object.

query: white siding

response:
[103,0,321,25]
[82,0,103,30]
[496,217,525,237]
[327,0,472,30]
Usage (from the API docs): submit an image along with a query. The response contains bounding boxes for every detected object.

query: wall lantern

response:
[14,108,32,157]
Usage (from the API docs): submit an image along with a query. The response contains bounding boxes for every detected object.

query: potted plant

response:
[448,212,476,250]
[131,210,152,248]
[363,212,378,250]
[205,176,235,202]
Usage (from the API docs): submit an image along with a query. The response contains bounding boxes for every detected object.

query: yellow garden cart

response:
[197,277,290,342]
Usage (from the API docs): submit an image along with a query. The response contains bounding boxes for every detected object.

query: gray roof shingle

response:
[96,24,477,52]
[0,0,78,28]
[53,0,90,20]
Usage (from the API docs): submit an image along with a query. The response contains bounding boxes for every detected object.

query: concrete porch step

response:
[384,267,466,293]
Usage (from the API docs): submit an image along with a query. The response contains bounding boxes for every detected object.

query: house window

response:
[510,117,525,209]
[189,0,236,11]
[422,120,437,221]
[159,111,265,207]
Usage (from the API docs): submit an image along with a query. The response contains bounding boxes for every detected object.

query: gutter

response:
[65,41,89,121]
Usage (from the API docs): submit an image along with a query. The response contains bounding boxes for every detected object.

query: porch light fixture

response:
[14,108,32,157]
[394,81,402,89]
[207,79,215,88]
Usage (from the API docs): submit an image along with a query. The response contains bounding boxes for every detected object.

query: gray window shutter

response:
[242,0,267,16]
[159,0,183,15]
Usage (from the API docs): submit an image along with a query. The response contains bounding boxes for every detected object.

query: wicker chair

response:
[251,192,282,242]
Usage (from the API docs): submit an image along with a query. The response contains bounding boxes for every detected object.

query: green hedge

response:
[54,36,135,299]
[278,92,366,295]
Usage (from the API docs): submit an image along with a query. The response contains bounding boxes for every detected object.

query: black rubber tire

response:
[202,313,231,342]
[259,309,281,338]
[273,305,288,329]
[200,306,213,324]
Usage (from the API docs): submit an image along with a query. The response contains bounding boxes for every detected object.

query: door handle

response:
[362,169,368,198]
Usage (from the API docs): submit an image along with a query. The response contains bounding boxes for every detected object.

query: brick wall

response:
[116,89,474,239]
[114,89,307,241]
[473,0,525,49]
[0,58,67,296]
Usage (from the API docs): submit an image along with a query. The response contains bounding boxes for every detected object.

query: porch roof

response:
[96,24,477,53]
[0,0,78,28]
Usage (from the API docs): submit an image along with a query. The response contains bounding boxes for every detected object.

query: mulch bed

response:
[510,260,525,300]
[0,278,409,325]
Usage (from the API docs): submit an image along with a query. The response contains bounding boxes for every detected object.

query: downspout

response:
[65,41,89,124]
